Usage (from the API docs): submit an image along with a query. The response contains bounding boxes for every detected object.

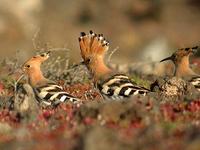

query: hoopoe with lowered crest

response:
[78,31,150,100]
[22,51,81,107]
[160,46,200,91]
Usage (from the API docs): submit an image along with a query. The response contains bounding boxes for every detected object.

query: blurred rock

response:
[14,83,39,119]
[151,75,200,99]
[161,77,187,97]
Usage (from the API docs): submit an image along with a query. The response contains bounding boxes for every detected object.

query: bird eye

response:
[85,58,91,64]
[40,54,45,57]
[25,65,30,68]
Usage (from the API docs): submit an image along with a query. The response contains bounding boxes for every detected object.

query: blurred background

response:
[0,0,200,64]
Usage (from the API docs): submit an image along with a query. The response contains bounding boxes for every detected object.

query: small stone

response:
[161,77,187,97]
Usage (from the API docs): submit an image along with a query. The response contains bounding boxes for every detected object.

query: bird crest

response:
[78,30,109,64]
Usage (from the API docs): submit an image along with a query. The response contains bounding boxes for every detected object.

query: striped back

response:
[97,74,150,100]
[34,83,81,106]
[190,76,200,91]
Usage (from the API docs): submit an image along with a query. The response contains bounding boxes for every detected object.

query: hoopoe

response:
[160,46,200,91]
[78,31,150,100]
[22,51,81,107]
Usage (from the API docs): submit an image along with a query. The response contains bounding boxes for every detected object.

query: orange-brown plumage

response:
[79,31,111,81]
[22,51,50,87]
[160,46,199,78]
[78,31,150,99]
[22,51,81,106]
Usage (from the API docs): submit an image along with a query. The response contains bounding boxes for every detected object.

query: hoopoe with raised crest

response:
[22,51,81,107]
[160,46,200,91]
[78,31,150,100]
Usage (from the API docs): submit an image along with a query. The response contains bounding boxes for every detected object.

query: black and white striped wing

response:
[97,74,149,100]
[190,77,200,91]
[34,83,81,106]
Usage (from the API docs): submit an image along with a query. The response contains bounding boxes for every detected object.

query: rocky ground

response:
[0,55,200,150]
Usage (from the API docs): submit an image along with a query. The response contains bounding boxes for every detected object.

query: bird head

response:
[22,51,51,74]
[160,46,198,65]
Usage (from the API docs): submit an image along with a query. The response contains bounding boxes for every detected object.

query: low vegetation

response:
[0,54,200,150]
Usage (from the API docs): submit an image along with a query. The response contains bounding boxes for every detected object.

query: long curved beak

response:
[160,56,172,62]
